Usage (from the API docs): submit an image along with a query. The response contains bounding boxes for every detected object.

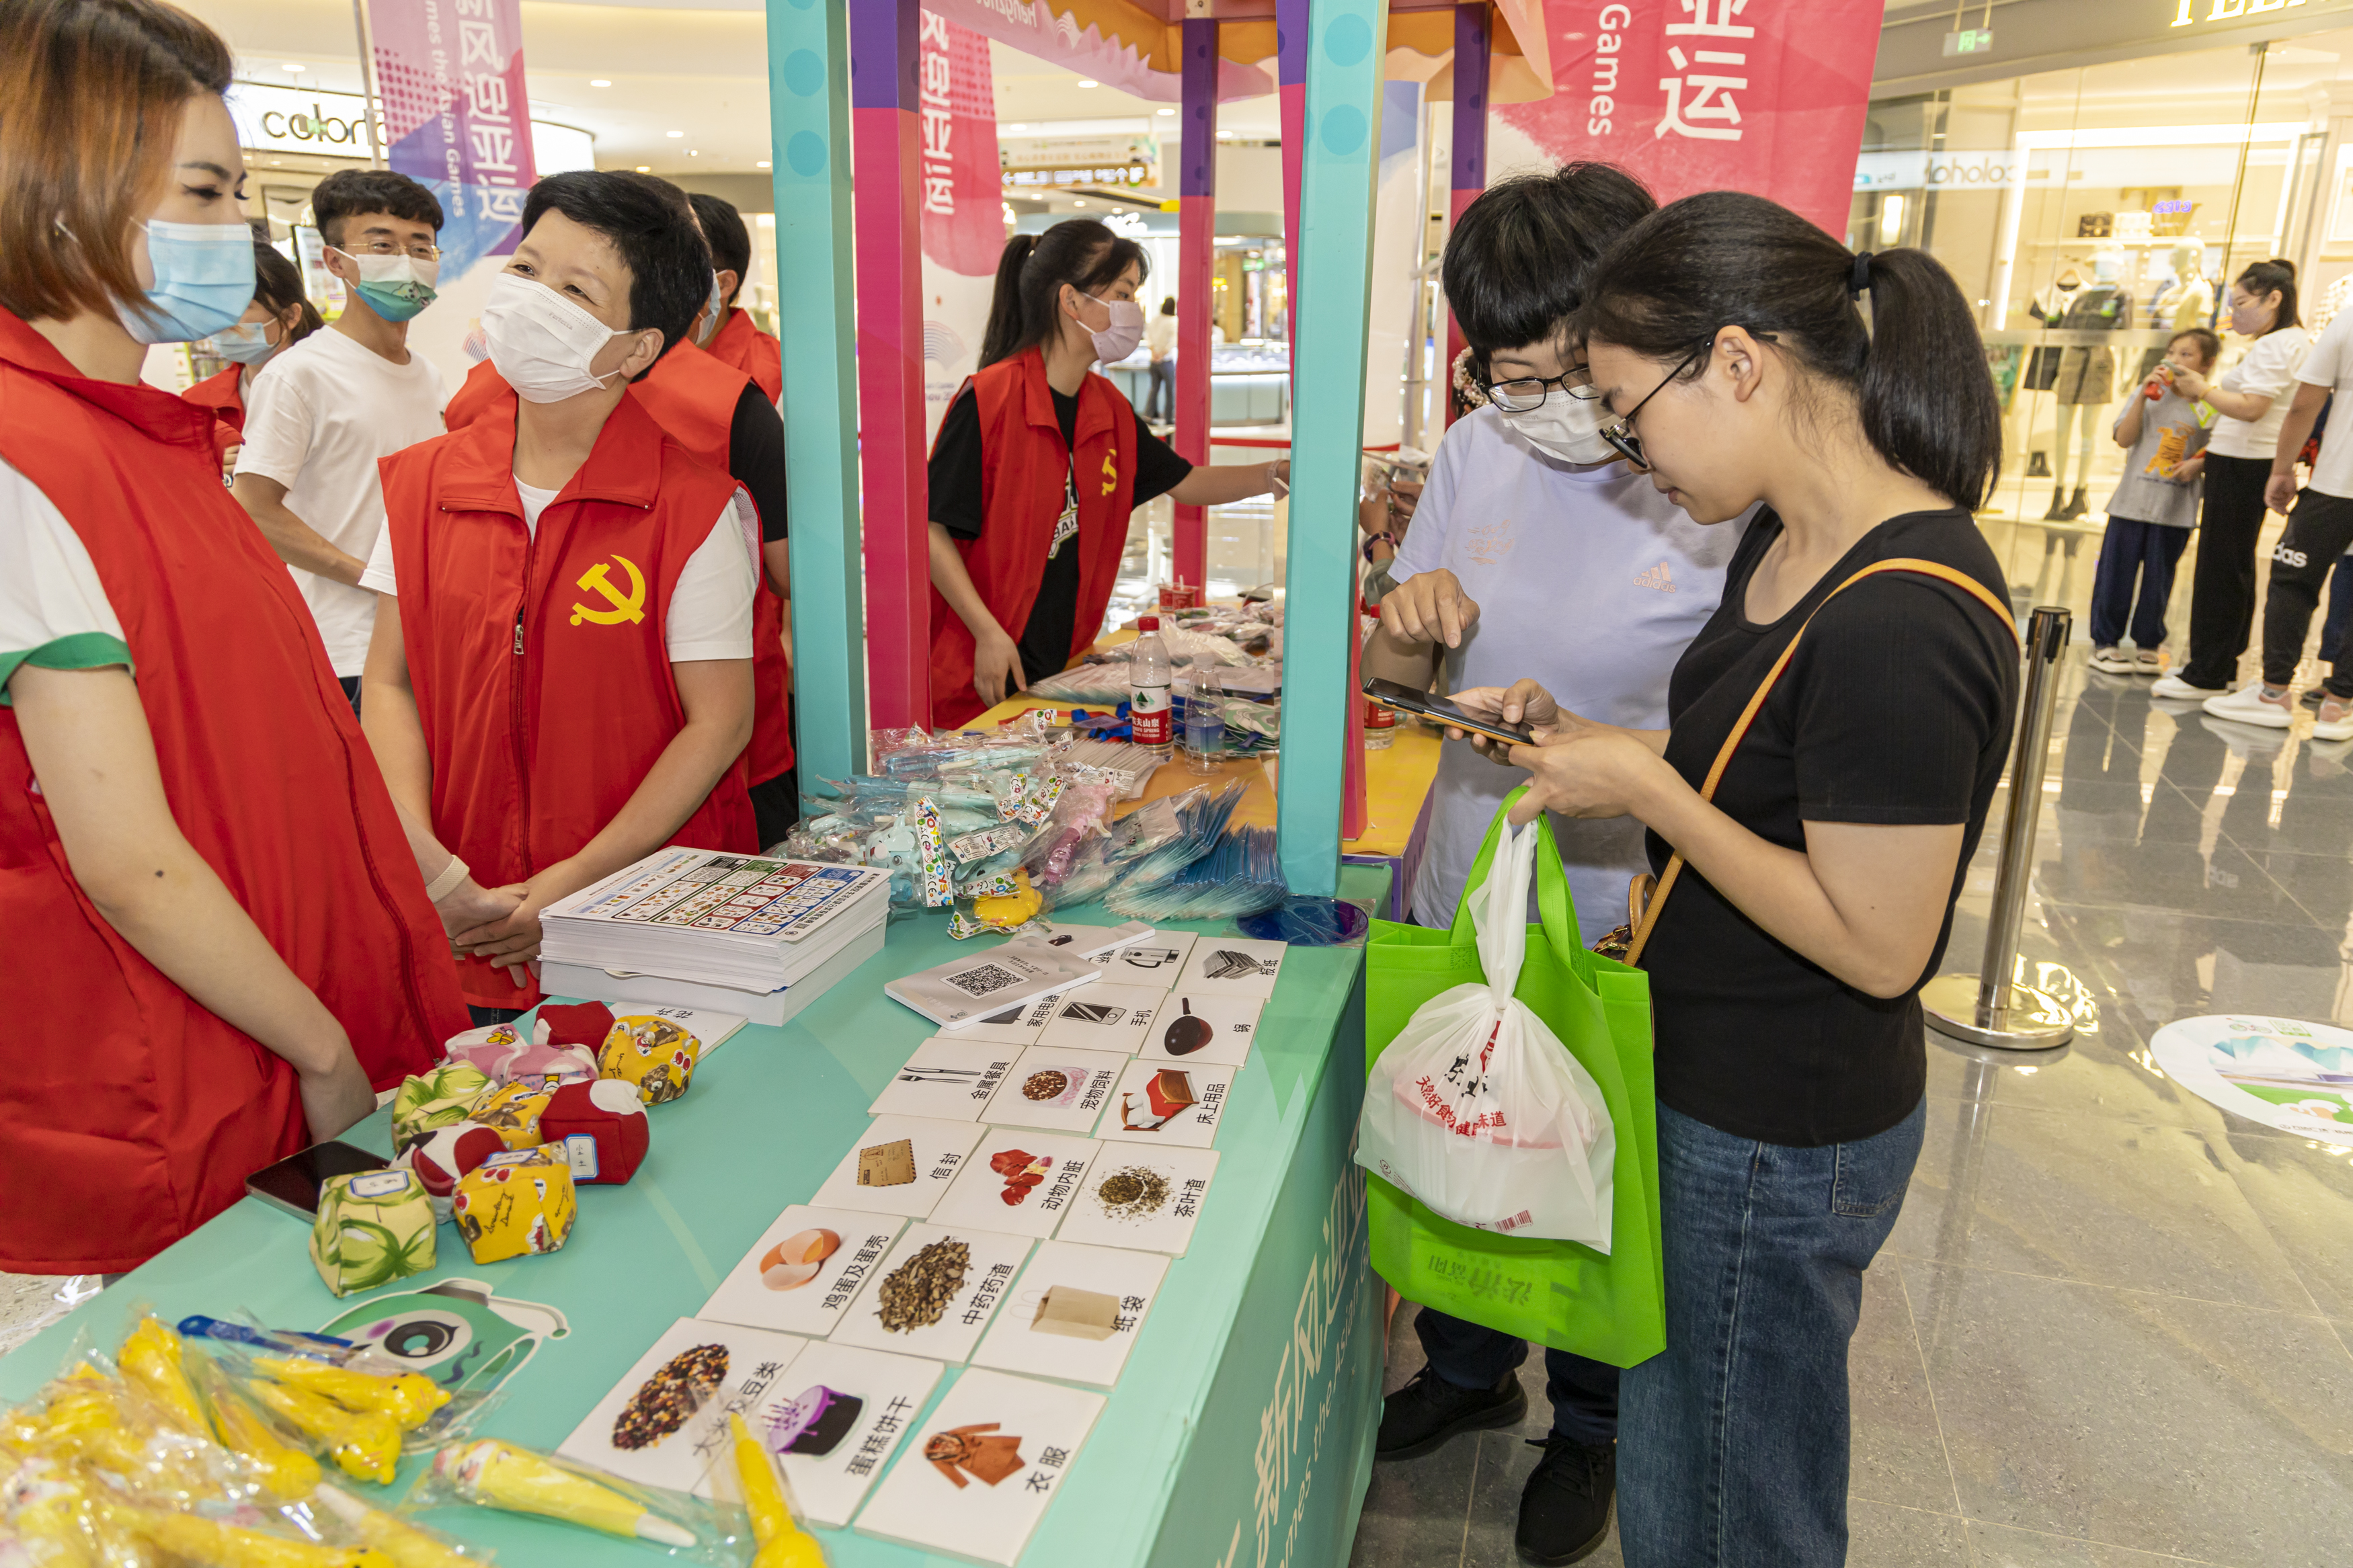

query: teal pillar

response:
[766,0,865,784]
[1275,0,1386,897]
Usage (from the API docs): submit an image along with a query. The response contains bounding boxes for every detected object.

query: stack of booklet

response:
[539,848,893,1026]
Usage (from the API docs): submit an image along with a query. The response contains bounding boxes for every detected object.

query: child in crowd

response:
[2088,328,2219,675]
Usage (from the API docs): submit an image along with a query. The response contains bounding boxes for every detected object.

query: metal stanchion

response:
[1921,605,2076,1050]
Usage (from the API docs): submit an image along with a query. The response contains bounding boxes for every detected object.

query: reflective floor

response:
[1351,655,2353,1567]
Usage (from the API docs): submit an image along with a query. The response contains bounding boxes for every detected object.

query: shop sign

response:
[2171,0,2313,26]
[227,82,380,155]
[367,0,538,273]
[1854,149,2032,192]
[999,131,1159,192]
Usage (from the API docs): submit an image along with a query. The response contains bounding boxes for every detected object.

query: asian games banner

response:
[920,10,1004,442]
[366,0,539,276]
[1492,0,1882,240]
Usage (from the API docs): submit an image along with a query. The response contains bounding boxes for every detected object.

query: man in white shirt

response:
[233,169,448,708]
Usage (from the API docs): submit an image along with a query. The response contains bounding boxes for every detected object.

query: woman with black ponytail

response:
[1447,191,2020,1567]
[924,218,1289,727]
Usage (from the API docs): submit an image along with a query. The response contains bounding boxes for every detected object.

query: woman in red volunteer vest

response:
[926,219,1291,729]
[180,239,318,472]
[0,0,467,1274]
[361,171,759,1020]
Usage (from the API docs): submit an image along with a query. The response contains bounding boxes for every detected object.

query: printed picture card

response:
[1094,1059,1235,1149]
[1034,984,1166,1053]
[869,1035,1020,1122]
[750,1341,943,1528]
[1176,935,1287,997]
[1084,930,1196,989]
[699,1206,906,1338]
[826,1223,1035,1365]
[1050,1147,1219,1256]
[970,1240,1170,1389]
[945,991,1068,1046]
[852,1367,1106,1566]
[557,1316,807,1495]
[1135,993,1263,1068]
[1021,919,1153,958]
[928,1126,1102,1240]
[808,1116,986,1220]
[981,1045,1127,1134]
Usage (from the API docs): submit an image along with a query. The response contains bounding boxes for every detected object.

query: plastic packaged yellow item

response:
[116,1504,394,1568]
[312,1481,482,1568]
[730,1413,826,1568]
[120,1316,206,1433]
[3,1456,100,1568]
[425,1440,693,1546]
[252,1379,401,1487]
[210,1387,323,1501]
[254,1357,450,1432]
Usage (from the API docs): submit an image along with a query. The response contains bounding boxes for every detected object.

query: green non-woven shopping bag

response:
[1364,794,1664,1367]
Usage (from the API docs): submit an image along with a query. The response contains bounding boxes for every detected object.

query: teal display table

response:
[0,872,1386,1568]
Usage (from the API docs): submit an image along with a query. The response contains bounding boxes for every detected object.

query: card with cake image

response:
[749,1341,943,1527]
[1051,1147,1220,1256]
[1033,983,1165,1053]
[970,1239,1170,1388]
[826,1223,1035,1364]
[1094,1060,1235,1149]
[1084,929,1195,988]
[943,990,1067,1046]
[700,1205,907,1337]
[868,1036,1020,1123]
[1136,993,1263,1067]
[927,1127,1102,1239]
[980,1045,1126,1134]
[556,1316,808,1495]
[1175,935,1287,997]
[851,1367,1105,1566]
[808,1116,986,1219]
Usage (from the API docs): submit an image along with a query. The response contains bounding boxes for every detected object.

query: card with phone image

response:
[1036,984,1164,1053]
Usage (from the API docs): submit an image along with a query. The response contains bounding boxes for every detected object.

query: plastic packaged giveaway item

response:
[1356,817,1616,1247]
[406,1438,733,1561]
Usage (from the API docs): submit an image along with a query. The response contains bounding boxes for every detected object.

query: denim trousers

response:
[1414,1304,1621,1446]
[1618,1096,1926,1568]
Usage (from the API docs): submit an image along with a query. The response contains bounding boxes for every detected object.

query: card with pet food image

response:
[970,1240,1170,1389]
[824,1223,1035,1364]
[926,1127,1101,1240]
[981,1045,1127,1134]
[1136,993,1263,1067]
[699,1206,906,1337]
[746,1341,943,1527]
[1094,1060,1235,1149]
[1034,984,1164,1054]
[1175,936,1287,997]
[851,1367,1105,1565]
[808,1116,986,1219]
[869,1036,1021,1123]
[557,1317,807,1494]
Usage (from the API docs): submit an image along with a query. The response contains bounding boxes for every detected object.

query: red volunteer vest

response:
[927,347,1138,729]
[706,308,783,405]
[0,310,464,1274]
[448,354,793,788]
[378,394,758,1011]
[180,364,244,466]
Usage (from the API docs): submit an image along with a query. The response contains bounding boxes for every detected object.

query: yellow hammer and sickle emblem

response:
[569,554,647,626]
[1101,446,1119,497]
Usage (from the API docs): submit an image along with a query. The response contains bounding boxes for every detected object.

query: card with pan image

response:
[1136,993,1263,1067]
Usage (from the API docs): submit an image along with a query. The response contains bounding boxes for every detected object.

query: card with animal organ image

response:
[927,1126,1102,1239]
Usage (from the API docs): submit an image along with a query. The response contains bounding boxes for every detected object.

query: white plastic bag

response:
[1356,820,1616,1247]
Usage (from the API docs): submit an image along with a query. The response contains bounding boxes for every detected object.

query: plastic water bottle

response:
[1185,663,1225,774]
[1130,616,1174,761]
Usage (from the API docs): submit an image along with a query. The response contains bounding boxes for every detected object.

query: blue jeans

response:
[2324,556,2353,674]
[1618,1096,1925,1568]
[1414,1305,1620,1446]
[2087,516,2190,650]
[1145,359,1175,422]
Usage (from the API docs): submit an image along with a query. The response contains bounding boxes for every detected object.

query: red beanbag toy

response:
[539,1079,649,1186]
[535,1000,618,1051]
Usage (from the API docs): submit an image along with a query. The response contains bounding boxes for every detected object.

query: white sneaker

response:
[2315,696,2353,743]
[2088,647,2137,675]
[2151,671,2223,700]
[2202,681,2297,729]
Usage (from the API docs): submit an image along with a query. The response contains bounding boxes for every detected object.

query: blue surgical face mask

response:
[120,219,255,344]
[203,319,280,365]
[694,270,724,346]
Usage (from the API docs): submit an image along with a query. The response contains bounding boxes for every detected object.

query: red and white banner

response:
[917,11,1003,278]
[1494,0,1882,240]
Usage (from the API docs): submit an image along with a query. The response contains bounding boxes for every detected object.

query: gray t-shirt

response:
[2104,385,2213,530]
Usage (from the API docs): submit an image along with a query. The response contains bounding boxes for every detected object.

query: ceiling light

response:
[666,129,685,138]
[756,160,772,169]
[1077,79,1098,89]
[280,62,305,72]
[1007,124,1027,134]
[1157,108,1175,116]
[635,165,651,172]
[590,78,612,87]
[688,149,699,157]
[1072,199,1087,207]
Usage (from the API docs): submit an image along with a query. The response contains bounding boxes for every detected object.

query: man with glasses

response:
[234,169,448,710]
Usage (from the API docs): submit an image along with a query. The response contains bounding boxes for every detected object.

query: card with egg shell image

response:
[970,1240,1170,1388]
[1050,1147,1219,1255]
[700,1206,907,1337]
[1034,983,1165,1054]
[809,1116,987,1220]
[980,1045,1127,1134]
[557,1316,808,1494]
[1084,930,1196,990]
[926,1126,1103,1240]
[1136,993,1263,1068]
[744,1341,943,1527]
[869,1036,1020,1123]
[1093,1061,1235,1149]
[1175,936,1287,997]
[942,990,1068,1046]
[851,1367,1105,1566]
[825,1223,1035,1364]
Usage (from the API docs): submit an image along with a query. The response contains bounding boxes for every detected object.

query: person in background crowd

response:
[1143,294,1177,425]
[231,167,447,712]
[926,219,1288,727]
[181,236,318,470]
[1455,195,2018,1567]
[0,0,467,1275]
[687,192,781,405]
[2085,327,2217,676]
[360,171,758,1023]
[2151,259,2309,700]
[1362,164,1747,1568]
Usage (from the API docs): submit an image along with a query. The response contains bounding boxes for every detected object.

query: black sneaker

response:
[1374,1364,1527,1461]
[1516,1435,1615,1566]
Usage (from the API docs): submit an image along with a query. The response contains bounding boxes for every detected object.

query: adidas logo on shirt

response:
[1634,561,1677,593]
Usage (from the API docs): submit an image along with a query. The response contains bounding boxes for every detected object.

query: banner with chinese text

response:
[919,9,1003,443]
[367,0,539,274]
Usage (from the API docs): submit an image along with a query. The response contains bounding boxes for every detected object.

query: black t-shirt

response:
[727,382,788,543]
[927,383,1191,684]
[1642,508,2018,1147]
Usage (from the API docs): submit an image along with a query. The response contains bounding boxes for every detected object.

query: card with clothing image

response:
[1034,984,1164,1053]
[1174,936,1287,997]
[1136,993,1262,1067]
[850,1366,1105,1565]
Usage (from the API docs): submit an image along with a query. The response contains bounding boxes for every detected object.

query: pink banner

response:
[368,0,539,270]
[918,11,1004,278]
[918,0,1271,104]
[1497,0,1882,240]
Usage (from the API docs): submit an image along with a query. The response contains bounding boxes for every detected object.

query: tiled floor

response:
[1352,655,2353,1567]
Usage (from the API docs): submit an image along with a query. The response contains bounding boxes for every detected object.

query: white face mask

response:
[1502,387,1617,465]
[1082,294,1146,364]
[482,272,642,403]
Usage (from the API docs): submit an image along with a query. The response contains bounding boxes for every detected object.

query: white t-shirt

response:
[1391,405,1748,944]
[1145,313,1178,360]
[2295,309,2353,499]
[233,328,448,677]
[2205,326,2311,460]
[0,460,130,703]
[358,481,756,663]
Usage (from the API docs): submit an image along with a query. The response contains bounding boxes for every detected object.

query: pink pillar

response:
[1172,16,1218,594]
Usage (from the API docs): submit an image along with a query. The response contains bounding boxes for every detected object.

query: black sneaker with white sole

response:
[1517,1435,1616,1566]
[1375,1364,1527,1461]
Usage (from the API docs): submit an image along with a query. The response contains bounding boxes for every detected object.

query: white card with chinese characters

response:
[1135,993,1263,1068]
[981,1045,1127,1134]
[969,1240,1169,1388]
[748,1341,943,1527]
[851,1366,1105,1566]
[807,1116,986,1219]
[1050,1147,1219,1255]
[555,1317,807,1495]
[1092,1059,1235,1149]
[1175,935,1287,997]
[1084,929,1196,989]
[926,1127,1102,1239]
[825,1222,1035,1364]
[1033,983,1166,1053]
[869,1036,1020,1122]
[941,990,1067,1046]
[699,1206,905,1338]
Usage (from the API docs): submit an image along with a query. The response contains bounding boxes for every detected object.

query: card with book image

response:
[1175,936,1287,997]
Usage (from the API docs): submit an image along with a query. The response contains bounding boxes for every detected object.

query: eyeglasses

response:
[344,239,442,261]
[1581,340,1714,469]
[1482,364,1593,413]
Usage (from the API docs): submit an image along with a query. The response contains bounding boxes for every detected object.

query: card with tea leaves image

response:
[1051,1147,1220,1256]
